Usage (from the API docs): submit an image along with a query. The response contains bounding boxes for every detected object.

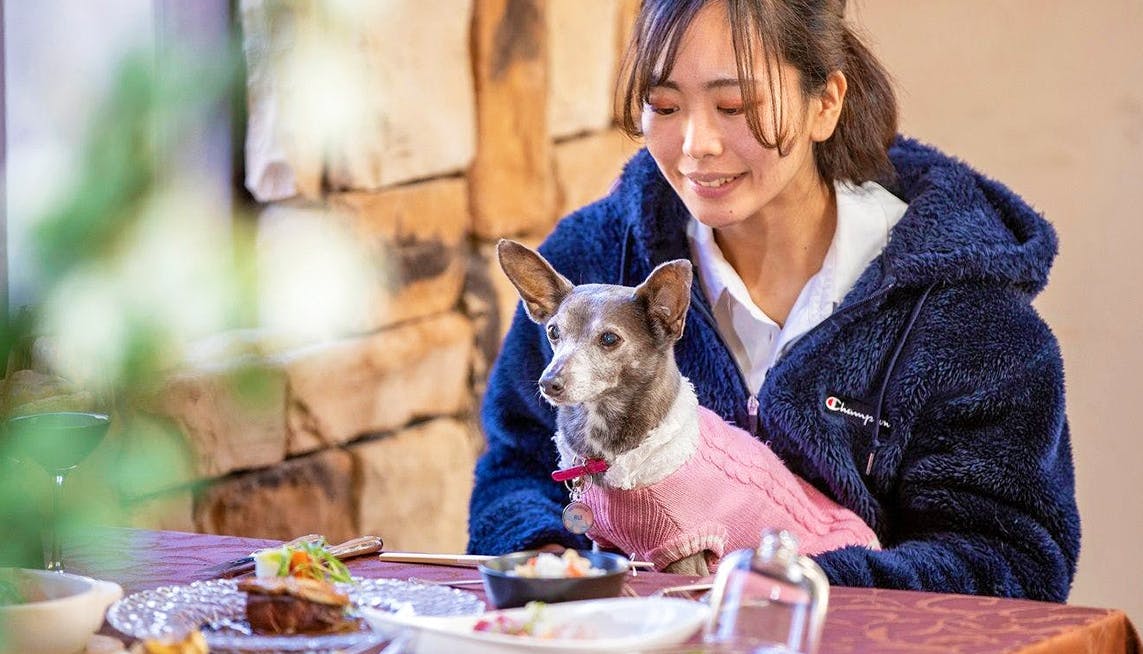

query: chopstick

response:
[650,582,714,598]
[377,551,655,569]
[378,553,493,567]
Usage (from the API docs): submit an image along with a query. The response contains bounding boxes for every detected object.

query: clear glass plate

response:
[106,577,485,652]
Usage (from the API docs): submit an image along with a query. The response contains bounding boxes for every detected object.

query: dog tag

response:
[562,501,594,535]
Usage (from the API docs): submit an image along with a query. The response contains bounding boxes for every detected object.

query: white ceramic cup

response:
[0,568,123,654]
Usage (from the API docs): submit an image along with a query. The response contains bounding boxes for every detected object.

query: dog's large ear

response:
[635,259,693,342]
[497,239,574,323]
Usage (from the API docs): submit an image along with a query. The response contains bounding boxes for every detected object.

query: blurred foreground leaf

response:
[1,38,256,571]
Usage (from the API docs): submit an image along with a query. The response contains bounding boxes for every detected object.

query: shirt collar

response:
[686,180,906,315]
[830,180,907,307]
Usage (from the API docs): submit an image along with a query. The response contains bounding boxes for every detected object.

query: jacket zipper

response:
[746,395,760,435]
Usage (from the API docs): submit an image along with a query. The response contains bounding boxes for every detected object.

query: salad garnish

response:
[253,538,351,582]
[473,602,593,639]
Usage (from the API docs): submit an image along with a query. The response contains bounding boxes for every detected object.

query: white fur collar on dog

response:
[554,379,700,490]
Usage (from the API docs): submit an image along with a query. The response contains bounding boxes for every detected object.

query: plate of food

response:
[361,597,710,654]
[105,540,485,652]
[478,549,630,608]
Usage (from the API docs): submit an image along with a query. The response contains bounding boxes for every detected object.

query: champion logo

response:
[825,395,891,430]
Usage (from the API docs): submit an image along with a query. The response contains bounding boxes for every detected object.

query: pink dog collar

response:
[551,459,609,482]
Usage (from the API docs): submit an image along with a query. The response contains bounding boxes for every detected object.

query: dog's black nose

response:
[540,376,564,398]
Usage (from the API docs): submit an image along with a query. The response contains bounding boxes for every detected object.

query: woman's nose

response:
[682,110,723,160]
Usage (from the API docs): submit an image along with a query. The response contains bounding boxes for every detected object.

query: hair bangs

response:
[616,0,707,138]
[728,0,796,155]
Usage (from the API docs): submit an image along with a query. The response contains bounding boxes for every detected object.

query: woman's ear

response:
[810,70,848,142]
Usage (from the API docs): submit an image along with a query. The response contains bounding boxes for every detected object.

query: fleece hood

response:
[884,137,1057,295]
[617,136,1058,298]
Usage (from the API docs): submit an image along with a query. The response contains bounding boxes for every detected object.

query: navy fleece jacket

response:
[467,137,1080,602]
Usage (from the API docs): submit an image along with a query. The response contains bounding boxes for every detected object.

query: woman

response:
[468,0,1080,602]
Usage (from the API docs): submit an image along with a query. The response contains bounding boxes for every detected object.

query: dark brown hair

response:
[616,0,898,185]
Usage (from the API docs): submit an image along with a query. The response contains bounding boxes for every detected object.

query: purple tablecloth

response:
[66,528,1140,653]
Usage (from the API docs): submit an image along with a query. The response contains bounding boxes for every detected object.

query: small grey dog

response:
[497,239,879,575]
[497,239,691,467]
[496,239,709,574]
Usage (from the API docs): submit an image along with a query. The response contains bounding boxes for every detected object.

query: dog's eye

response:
[547,324,560,341]
[599,332,620,347]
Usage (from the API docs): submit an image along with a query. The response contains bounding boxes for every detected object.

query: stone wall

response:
[120,0,642,552]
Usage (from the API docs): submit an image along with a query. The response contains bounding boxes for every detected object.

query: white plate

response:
[362,596,709,654]
[105,577,484,652]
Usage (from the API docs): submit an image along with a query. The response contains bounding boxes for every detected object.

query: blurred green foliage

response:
[0,37,273,574]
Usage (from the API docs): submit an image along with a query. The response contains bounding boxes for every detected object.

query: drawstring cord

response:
[617,224,633,286]
[866,283,935,475]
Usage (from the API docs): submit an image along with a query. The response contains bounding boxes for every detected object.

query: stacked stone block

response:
[123,0,642,552]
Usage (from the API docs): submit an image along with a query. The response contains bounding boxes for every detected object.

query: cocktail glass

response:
[4,412,112,572]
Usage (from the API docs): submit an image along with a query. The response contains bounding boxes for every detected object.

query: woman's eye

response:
[647,105,677,116]
[547,324,560,341]
[718,106,745,116]
[599,332,620,347]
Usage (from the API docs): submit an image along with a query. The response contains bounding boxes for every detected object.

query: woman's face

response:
[641,1,828,230]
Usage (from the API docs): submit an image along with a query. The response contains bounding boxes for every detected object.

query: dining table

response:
[65,527,1140,654]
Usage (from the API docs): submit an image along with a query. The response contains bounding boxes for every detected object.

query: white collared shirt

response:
[687,180,908,394]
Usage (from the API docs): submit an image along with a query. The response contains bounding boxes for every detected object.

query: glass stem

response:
[47,471,67,572]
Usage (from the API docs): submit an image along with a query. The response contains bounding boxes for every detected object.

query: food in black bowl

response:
[478,550,630,609]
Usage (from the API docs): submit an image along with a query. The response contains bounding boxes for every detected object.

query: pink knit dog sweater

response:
[580,404,879,571]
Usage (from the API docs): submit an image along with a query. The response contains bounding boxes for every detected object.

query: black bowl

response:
[478,550,630,609]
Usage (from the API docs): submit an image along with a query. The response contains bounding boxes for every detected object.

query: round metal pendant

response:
[562,501,594,535]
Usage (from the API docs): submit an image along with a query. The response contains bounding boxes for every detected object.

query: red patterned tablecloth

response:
[66,528,1140,654]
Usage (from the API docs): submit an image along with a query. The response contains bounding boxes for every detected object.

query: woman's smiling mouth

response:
[685,172,746,197]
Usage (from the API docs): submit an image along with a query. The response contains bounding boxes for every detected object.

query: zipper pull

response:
[746,395,760,435]
[865,450,875,475]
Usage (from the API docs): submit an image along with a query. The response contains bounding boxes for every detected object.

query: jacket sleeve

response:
[813,305,1080,602]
